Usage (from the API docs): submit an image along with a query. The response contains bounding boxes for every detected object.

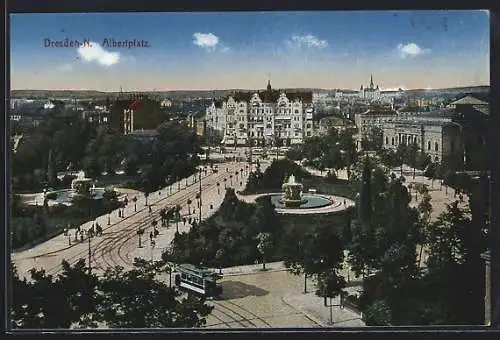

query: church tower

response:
[370,75,374,89]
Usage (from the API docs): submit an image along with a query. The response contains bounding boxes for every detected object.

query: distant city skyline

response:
[10,10,489,91]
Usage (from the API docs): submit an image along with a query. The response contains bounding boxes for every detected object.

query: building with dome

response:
[205,80,315,146]
[359,75,381,101]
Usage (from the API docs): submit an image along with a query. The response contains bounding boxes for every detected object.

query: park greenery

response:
[11,191,122,250]
[11,258,213,329]
[285,127,358,174]
[342,156,488,325]
[167,188,283,268]
[11,104,203,193]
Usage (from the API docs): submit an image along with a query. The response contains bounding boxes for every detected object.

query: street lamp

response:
[199,167,202,223]
[88,231,93,274]
[107,213,111,225]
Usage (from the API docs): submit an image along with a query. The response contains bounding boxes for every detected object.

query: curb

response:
[280,296,326,327]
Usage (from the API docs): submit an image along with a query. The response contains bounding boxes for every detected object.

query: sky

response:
[10,10,490,91]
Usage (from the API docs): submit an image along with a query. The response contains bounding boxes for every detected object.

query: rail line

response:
[42,162,247,276]
[224,300,273,327]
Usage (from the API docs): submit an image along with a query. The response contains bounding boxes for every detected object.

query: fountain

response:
[40,171,107,206]
[71,171,94,197]
[281,174,307,207]
[252,172,349,213]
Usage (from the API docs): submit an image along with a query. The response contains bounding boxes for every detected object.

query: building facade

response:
[359,75,381,100]
[205,81,314,146]
[381,116,463,166]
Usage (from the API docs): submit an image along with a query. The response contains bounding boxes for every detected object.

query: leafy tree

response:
[315,268,346,324]
[255,232,273,270]
[98,259,213,328]
[363,300,392,326]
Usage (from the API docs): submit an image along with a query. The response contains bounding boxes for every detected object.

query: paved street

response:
[12,161,251,277]
[201,262,364,328]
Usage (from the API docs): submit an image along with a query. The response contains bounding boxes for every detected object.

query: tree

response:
[47,149,58,187]
[98,259,213,327]
[363,300,392,326]
[315,268,346,324]
[11,259,101,329]
[215,248,226,274]
[255,232,273,270]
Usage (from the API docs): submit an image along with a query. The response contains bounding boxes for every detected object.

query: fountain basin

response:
[44,188,107,206]
[260,194,333,209]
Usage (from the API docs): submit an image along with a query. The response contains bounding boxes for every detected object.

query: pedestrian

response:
[154,229,159,237]
[193,208,196,214]
[149,231,153,240]
[80,232,84,242]
[149,206,152,213]
[159,191,161,196]
[343,199,346,206]
[63,228,67,236]
[77,225,81,233]
[189,217,192,224]
[183,217,186,225]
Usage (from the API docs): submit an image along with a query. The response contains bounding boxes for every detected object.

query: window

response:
[307,124,311,129]
[295,109,299,113]
[386,136,389,145]
[435,142,438,152]
[428,141,431,150]
[391,137,394,145]
[307,132,311,136]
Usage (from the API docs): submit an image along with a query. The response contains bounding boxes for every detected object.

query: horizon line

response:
[10,84,491,93]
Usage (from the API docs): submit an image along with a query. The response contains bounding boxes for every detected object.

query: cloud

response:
[286,34,329,49]
[397,43,429,58]
[193,33,219,49]
[77,41,120,66]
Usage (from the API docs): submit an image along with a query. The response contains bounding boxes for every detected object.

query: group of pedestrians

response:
[65,222,104,245]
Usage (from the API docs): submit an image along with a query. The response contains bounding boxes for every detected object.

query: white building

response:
[206,81,315,146]
[359,75,381,101]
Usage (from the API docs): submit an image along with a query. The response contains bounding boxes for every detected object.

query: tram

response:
[174,263,223,298]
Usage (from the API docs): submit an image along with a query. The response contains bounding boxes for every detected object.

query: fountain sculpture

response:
[281,174,307,207]
[71,171,94,197]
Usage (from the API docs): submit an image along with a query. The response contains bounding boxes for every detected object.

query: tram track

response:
[42,162,247,276]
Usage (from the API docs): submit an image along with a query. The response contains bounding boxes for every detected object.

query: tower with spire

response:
[359,74,380,100]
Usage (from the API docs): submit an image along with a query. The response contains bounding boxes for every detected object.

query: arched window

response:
[428,141,431,150]
[391,137,394,145]
[386,136,389,145]
[435,142,439,152]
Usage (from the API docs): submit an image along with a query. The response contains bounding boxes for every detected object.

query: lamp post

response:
[199,168,202,223]
[88,231,93,274]
[107,213,111,225]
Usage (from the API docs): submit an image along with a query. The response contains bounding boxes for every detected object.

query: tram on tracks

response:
[175,264,223,298]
